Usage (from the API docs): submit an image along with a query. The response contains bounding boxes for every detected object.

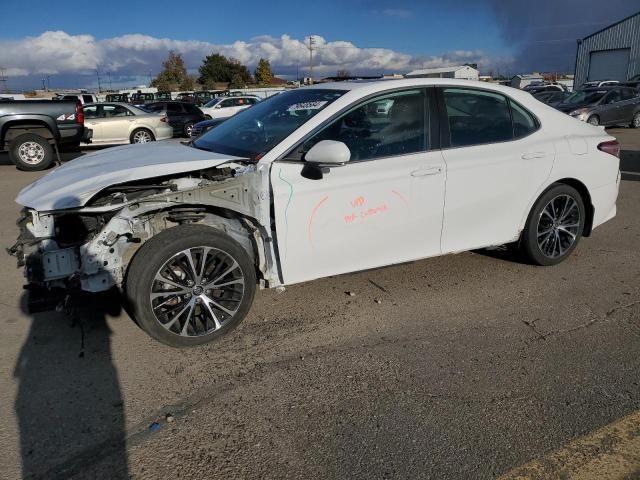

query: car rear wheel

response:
[520,184,585,266]
[183,122,194,137]
[631,112,640,129]
[125,225,256,347]
[587,115,599,126]
[130,128,155,144]
[8,133,54,171]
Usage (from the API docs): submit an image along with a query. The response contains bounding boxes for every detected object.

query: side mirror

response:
[301,140,351,180]
[305,140,351,166]
[215,105,222,109]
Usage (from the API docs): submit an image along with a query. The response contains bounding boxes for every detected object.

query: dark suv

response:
[143,101,206,137]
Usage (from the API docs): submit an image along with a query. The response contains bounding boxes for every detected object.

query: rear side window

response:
[443,88,512,147]
[442,88,538,147]
[83,95,94,103]
[511,101,537,138]
[167,103,183,113]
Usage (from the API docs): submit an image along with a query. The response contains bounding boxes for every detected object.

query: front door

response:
[271,88,446,285]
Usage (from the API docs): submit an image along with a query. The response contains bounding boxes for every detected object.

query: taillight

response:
[597,140,620,158]
[160,116,168,123]
[75,102,84,124]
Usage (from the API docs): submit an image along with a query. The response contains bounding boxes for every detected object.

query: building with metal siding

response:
[574,11,640,87]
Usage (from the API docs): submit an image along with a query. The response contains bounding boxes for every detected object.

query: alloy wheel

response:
[537,194,581,258]
[634,113,640,128]
[18,141,45,165]
[149,247,245,337]
[133,130,152,143]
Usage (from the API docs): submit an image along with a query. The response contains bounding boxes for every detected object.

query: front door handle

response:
[411,166,442,177]
[522,152,547,160]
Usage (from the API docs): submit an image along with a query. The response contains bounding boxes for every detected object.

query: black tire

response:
[183,122,194,137]
[125,224,256,347]
[587,115,599,126]
[631,112,640,129]
[130,128,155,144]
[8,133,54,171]
[521,184,586,266]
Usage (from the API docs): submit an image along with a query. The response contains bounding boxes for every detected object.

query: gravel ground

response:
[0,129,638,480]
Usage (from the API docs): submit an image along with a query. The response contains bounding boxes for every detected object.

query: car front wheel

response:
[183,122,194,137]
[631,112,640,129]
[587,115,599,126]
[125,225,256,347]
[521,184,585,266]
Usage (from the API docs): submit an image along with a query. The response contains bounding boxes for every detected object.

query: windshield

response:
[192,88,346,159]
[564,90,606,105]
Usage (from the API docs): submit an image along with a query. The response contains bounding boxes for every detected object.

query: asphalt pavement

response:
[0,129,639,480]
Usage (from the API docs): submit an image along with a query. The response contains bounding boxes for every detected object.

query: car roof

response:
[84,102,133,107]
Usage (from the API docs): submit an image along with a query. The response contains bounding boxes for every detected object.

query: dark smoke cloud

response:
[450,0,638,73]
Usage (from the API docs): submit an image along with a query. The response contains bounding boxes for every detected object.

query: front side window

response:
[443,88,512,147]
[294,89,427,162]
[83,95,94,103]
[193,88,346,160]
[220,99,235,108]
[603,90,621,104]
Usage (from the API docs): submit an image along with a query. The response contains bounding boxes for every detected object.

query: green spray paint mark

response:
[278,168,294,257]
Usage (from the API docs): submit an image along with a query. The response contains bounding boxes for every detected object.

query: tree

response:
[254,58,273,85]
[198,53,252,88]
[151,51,193,91]
[336,69,351,78]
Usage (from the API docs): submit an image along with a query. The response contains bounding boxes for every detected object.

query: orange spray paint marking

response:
[351,196,365,208]
[308,195,329,250]
[392,190,410,207]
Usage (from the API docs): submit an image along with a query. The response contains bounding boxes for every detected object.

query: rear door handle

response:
[411,166,442,177]
[521,152,547,160]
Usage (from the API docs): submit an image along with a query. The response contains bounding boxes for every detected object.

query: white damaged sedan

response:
[10,79,620,347]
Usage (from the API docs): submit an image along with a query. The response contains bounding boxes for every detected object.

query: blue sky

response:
[0,0,508,56]
[0,0,637,90]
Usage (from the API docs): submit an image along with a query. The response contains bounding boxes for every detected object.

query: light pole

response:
[96,69,102,92]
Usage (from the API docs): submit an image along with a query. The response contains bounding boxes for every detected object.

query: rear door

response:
[99,104,133,142]
[438,87,554,253]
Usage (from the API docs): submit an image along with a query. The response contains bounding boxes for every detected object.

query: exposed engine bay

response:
[9,161,281,303]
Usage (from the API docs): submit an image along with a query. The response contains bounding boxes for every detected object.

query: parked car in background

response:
[82,102,173,145]
[175,92,196,103]
[155,92,173,101]
[11,79,620,346]
[0,99,91,170]
[142,101,206,137]
[54,93,98,104]
[200,96,260,119]
[556,86,640,127]
[533,90,571,107]
[105,93,130,103]
[524,83,568,95]
[580,80,619,89]
[131,92,156,106]
[189,117,227,138]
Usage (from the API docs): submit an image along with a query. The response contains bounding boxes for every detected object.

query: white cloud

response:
[0,31,513,79]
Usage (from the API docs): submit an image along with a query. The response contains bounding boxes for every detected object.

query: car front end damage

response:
[9,161,281,312]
